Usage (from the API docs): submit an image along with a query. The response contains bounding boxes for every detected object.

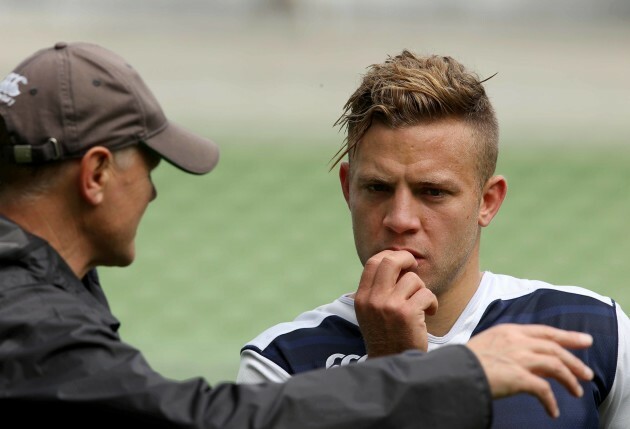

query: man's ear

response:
[339,161,351,206]
[478,175,507,227]
[79,146,114,206]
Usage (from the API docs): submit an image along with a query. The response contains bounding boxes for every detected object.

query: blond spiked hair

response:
[332,50,498,187]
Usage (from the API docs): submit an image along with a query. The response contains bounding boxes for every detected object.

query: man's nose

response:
[150,183,157,202]
[382,189,421,234]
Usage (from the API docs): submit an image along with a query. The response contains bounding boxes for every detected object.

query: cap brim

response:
[144,121,219,175]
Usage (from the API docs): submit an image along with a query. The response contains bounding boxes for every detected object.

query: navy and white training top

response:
[238,272,630,429]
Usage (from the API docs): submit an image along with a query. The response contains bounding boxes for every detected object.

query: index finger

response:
[358,250,418,296]
[505,324,593,349]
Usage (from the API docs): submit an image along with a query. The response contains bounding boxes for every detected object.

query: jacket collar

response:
[0,215,112,311]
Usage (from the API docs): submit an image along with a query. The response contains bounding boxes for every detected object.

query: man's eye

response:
[423,188,444,197]
[367,184,389,192]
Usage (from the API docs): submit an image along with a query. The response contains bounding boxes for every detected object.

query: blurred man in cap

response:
[0,42,594,427]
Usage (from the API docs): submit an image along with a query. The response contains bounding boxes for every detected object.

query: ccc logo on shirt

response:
[325,353,367,368]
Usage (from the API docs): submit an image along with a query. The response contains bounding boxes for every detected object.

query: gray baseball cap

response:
[0,42,219,174]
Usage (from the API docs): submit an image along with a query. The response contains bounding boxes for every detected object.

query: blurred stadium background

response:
[1,0,629,384]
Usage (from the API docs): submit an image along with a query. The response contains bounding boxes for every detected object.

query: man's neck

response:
[0,198,91,279]
[425,266,484,338]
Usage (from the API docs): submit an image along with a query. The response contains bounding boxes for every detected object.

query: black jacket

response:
[0,215,491,428]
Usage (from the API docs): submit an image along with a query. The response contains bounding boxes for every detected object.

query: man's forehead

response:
[354,122,473,160]
[348,120,480,185]
[354,118,474,152]
[352,156,464,185]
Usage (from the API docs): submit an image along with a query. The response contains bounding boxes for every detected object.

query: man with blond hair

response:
[238,50,630,428]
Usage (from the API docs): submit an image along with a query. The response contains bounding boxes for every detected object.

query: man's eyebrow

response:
[415,177,454,187]
[355,171,459,188]
[355,172,393,184]
[414,177,462,191]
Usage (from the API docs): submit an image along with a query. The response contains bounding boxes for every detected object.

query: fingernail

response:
[584,366,594,380]
[554,409,560,419]
[579,333,593,345]
[576,385,584,397]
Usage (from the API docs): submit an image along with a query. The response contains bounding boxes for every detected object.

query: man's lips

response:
[386,247,426,261]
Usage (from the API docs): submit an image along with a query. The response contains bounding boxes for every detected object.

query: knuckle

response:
[548,361,565,376]
[418,287,435,299]
[380,256,397,268]
[364,258,381,269]
[534,378,553,397]
[400,271,422,285]
[382,300,401,314]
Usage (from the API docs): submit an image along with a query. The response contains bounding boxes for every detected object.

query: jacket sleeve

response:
[2,286,492,429]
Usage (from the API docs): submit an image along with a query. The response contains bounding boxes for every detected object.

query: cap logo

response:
[0,73,28,107]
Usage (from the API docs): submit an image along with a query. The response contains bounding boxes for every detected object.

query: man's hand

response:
[467,324,594,419]
[355,250,438,357]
